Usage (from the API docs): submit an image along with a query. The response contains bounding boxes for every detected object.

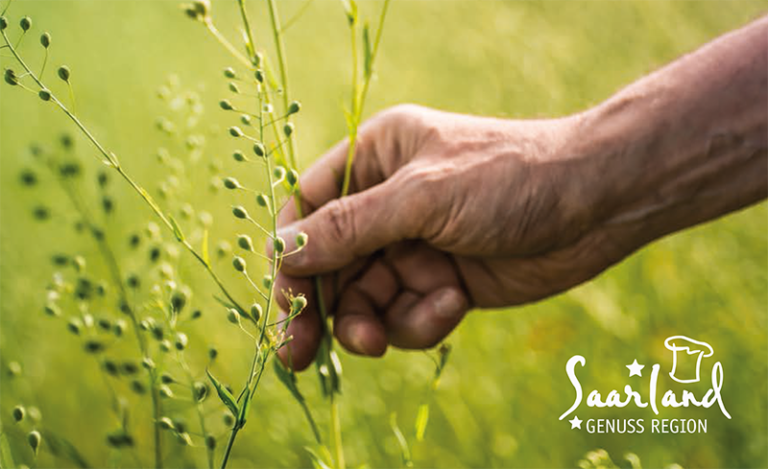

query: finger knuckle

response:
[324,198,356,249]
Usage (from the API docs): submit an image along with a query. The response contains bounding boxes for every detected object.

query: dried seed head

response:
[40,32,51,48]
[292,296,308,312]
[27,431,41,455]
[232,206,248,219]
[57,65,70,82]
[174,332,188,350]
[283,123,295,137]
[223,177,240,190]
[252,142,266,157]
[287,101,301,115]
[254,69,264,83]
[227,308,241,325]
[250,303,263,321]
[219,99,234,111]
[295,232,308,248]
[237,234,254,251]
[273,236,286,254]
[38,89,52,101]
[4,69,18,86]
[159,417,175,431]
[233,150,247,162]
[255,192,269,208]
[232,256,246,272]
[12,405,25,422]
[19,16,32,32]
[262,275,272,289]
[224,67,237,79]
[286,169,299,186]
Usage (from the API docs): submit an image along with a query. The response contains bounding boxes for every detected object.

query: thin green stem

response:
[219,427,239,469]
[204,20,252,69]
[236,0,258,64]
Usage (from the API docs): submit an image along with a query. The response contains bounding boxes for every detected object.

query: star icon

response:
[627,359,645,377]
[569,416,583,430]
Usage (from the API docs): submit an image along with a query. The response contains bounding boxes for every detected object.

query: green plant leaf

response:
[389,413,413,468]
[207,370,239,418]
[168,215,185,242]
[274,358,305,403]
[414,404,429,442]
[0,432,16,469]
[42,430,91,468]
[305,445,334,469]
[363,21,373,78]
[237,389,253,429]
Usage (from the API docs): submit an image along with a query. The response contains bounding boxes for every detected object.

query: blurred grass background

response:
[1,1,767,468]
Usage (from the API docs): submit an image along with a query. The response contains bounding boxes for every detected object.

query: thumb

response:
[276,179,424,276]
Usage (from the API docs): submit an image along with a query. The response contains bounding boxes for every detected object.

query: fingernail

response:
[434,289,463,319]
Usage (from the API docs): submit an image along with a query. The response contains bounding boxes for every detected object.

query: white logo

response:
[559,335,730,434]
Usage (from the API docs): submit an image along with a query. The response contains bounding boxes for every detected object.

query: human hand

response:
[271,104,629,370]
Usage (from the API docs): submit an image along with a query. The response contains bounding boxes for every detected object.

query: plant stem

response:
[330,394,345,469]
[204,20,252,69]
[219,427,239,469]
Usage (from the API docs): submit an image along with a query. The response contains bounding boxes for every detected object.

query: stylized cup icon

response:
[664,336,714,384]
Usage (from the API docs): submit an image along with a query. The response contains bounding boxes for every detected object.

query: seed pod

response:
[7,361,21,377]
[131,380,147,394]
[12,406,25,422]
[19,16,31,31]
[287,101,301,115]
[223,177,240,190]
[194,381,209,401]
[262,275,272,289]
[232,206,248,219]
[159,417,175,431]
[0,16,7,30]
[216,241,231,258]
[252,142,265,157]
[232,256,246,272]
[250,303,263,321]
[72,255,86,272]
[171,289,188,312]
[219,99,234,111]
[57,65,70,82]
[205,434,216,450]
[67,318,82,335]
[175,332,188,350]
[113,319,126,337]
[222,412,235,426]
[208,347,218,360]
[142,357,155,370]
[240,114,251,126]
[283,123,294,137]
[273,166,286,181]
[292,296,308,312]
[229,82,240,93]
[4,69,18,86]
[286,169,299,186]
[121,361,139,375]
[255,193,269,208]
[295,232,308,248]
[232,150,247,162]
[103,360,119,376]
[223,67,236,79]
[40,32,51,48]
[44,303,60,317]
[237,234,254,251]
[159,385,174,399]
[254,69,264,83]
[159,340,172,352]
[273,237,286,254]
[27,431,41,455]
[126,274,140,289]
[38,89,52,101]
[161,372,175,384]
[227,309,241,326]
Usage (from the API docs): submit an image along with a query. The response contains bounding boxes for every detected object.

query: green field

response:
[1,1,767,468]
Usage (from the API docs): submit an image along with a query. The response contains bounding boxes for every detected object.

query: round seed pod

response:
[252,143,265,157]
[174,332,188,350]
[295,232,308,248]
[237,234,254,251]
[57,65,70,82]
[283,123,294,137]
[43,302,60,317]
[113,320,126,337]
[223,67,236,79]
[142,357,155,370]
[273,166,286,180]
[205,434,216,450]
[27,431,41,455]
[159,340,172,352]
[126,274,140,289]
[223,177,240,189]
[227,309,241,325]
[216,241,231,258]
[255,193,268,208]
[121,361,139,375]
[262,275,272,289]
[232,206,248,219]
[240,114,252,126]
[292,296,308,312]
[273,237,286,254]
[254,69,264,83]
[131,380,147,394]
[19,16,32,31]
[38,89,52,101]
[219,99,234,111]
[159,417,175,431]
[287,101,301,115]
[0,16,8,30]
[232,150,247,162]
[12,405,25,422]
[191,309,202,319]
[229,82,240,94]
[97,318,112,331]
[208,347,218,360]
[232,256,246,272]
[67,318,82,335]
[160,373,175,384]
[250,303,263,321]
[103,360,119,376]
[222,412,235,426]
[4,69,18,86]
[159,385,174,399]
[194,381,209,401]
[286,169,299,186]
[40,32,51,48]
[171,289,188,312]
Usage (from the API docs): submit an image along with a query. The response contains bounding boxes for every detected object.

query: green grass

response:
[1,1,767,468]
